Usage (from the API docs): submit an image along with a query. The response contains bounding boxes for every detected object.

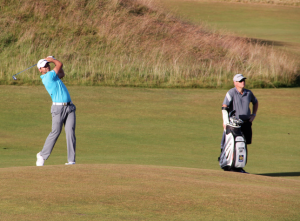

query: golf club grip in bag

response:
[219,112,247,171]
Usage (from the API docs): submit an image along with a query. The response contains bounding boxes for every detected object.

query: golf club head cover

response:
[222,106,229,126]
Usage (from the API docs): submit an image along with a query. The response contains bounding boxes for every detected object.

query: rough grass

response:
[0,0,299,88]
[0,164,300,220]
[179,0,300,6]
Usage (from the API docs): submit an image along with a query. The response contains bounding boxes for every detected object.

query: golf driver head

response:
[12,76,17,80]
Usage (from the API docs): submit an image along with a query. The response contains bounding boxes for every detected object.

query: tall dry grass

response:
[0,0,299,88]
[182,0,300,7]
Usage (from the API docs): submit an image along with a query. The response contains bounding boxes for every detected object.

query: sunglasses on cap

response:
[238,79,245,82]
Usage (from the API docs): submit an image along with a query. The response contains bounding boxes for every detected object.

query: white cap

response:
[37,59,49,69]
[233,74,247,82]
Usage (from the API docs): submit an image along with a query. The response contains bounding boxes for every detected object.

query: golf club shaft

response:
[13,64,37,79]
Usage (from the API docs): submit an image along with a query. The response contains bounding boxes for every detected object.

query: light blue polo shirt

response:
[40,70,71,103]
[223,88,257,121]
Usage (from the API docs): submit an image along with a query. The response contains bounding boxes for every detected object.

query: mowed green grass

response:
[158,0,300,53]
[0,164,300,220]
[0,85,300,219]
[0,85,299,175]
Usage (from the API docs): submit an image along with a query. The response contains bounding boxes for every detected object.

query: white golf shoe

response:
[65,162,75,165]
[36,153,45,166]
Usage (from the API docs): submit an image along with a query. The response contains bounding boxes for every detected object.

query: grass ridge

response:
[0,0,299,88]
[185,0,300,7]
[1,164,300,220]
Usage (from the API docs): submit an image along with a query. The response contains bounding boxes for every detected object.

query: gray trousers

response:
[40,104,76,162]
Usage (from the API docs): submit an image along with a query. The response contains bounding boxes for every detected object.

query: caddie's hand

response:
[223,123,226,130]
[249,114,256,122]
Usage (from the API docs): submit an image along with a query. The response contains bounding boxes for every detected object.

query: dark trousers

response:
[241,121,252,145]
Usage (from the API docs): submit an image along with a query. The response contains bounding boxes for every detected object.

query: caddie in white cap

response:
[36,56,77,167]
[219,73,258,173]
[233,73,247,82]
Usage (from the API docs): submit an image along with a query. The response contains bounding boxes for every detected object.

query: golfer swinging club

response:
[221,74,258,173]
[36,56,76,166]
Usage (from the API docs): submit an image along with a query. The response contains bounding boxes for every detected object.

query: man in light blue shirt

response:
[36,56,76,166]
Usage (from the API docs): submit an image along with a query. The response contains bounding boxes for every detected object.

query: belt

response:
[53,101,72,106]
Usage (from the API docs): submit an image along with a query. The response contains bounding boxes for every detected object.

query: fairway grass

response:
[0,86,299,175]
[158,0,300,55]
[0,164,300,220]
[0,85,300,220]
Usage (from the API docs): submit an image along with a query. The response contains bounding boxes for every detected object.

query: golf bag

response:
[219,110,247,171]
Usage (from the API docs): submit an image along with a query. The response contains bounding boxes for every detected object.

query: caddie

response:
[36,56,76,166]
[221,74,258,172]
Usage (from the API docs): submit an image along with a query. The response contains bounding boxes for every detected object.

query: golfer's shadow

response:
[258,172,300,177]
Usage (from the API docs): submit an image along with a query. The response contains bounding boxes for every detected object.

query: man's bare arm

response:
[57,69,65,79]
[250,101,258,122]
[45,57,64,79]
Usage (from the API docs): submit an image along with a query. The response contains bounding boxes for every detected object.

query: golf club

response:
[12,64,37,80]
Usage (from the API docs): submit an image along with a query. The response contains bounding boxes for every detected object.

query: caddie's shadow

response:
[258,172,300,177]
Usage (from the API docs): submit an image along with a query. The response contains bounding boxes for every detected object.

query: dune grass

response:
[0,164,300,220]
[174,0,300,7]
[0,0,299,87]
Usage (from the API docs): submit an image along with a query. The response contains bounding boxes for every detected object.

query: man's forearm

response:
[52,59,63,73]
[253,102,258,115]
[53,60,64,79]
[45,57,63,74]
[57,68,65,79]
